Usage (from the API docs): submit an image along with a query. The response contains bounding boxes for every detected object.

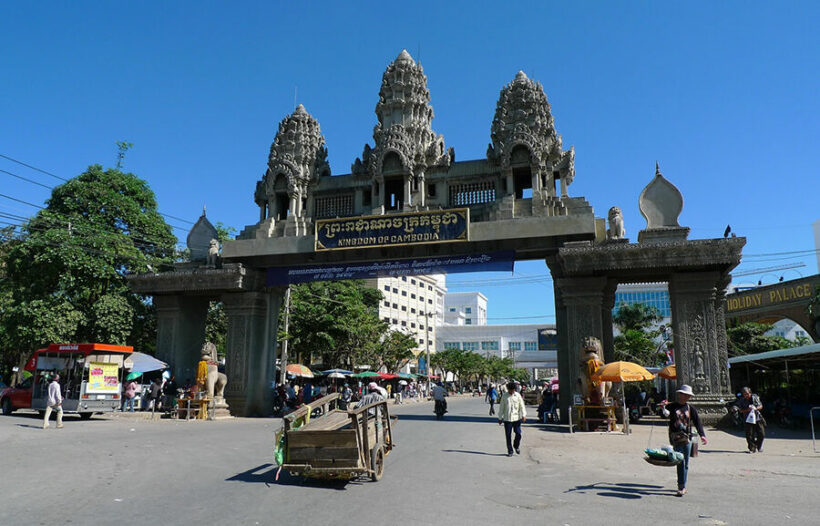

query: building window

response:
[429,285,433,291]
[428,299,433,304]
[392,288,398,294]
[411,308,416,314]
[410,279,416,285]
[427,326,432,331]
[419,324,425,329]
[383,301,389,307]
[509,342,522,351]
[481,341,499,351]
[384,285,390,291]
[383,317,389,322]
[419,339,424,344]
[411,294,416,299]
[392,303,397,309]
[401,306,407,311]
[465,319,472,325]
[524,342,537,351]
[462,342,479,351]
[444,342,460,350]
[392,319,398,324]
[401,291,407,296]
[401,276,407,281]
[449,308,456,312]
[465,307,472,313]
[401,321,407,327]
[419,296,425,302]
[411,323,416,328]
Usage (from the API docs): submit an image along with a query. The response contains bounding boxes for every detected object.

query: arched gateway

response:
[128,51,744,423]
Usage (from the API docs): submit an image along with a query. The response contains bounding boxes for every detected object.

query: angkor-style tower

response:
[256,104,330,236]
[488,71,575,202]
[352,49,452,212]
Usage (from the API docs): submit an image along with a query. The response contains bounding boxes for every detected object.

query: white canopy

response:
[124,352,168,373]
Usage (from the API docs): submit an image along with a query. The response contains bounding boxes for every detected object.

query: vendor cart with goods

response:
[275,393,395,481]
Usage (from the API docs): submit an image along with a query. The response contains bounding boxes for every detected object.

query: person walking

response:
[487,383,498,416]
[736,386,765,453]
[122,378,138,412]
[498,381,526,457]
[43,374,64,429]
[149,377,162,411]
[660,385,708,497]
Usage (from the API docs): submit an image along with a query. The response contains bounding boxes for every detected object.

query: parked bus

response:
[0,343,133,419]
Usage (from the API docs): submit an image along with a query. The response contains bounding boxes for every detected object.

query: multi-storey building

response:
[365,274,446,354]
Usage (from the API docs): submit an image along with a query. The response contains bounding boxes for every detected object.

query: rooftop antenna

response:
[294,86,298,109]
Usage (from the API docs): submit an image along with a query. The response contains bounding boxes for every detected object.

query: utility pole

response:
[279,286,291,385]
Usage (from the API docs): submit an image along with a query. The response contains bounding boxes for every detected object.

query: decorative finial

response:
[396,49,414,63]
[294,104,306,114]
[655,161,661,176]
[515,70,528,81]
[202,205,206,216]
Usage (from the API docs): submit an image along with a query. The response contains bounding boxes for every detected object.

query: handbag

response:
[671,431,690,446]
[691,440,698,457]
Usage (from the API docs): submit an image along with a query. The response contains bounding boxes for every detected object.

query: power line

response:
[0,192,44,209]
[0,168,53,190]
[0,153,69,182]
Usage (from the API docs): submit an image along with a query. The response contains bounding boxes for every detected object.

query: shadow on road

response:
[442,449,509,457]
[565,482,677,499]
[394,414,497,423]
[226,463,353,490]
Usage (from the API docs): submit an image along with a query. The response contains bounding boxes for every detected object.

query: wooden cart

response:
[279,393,395,481]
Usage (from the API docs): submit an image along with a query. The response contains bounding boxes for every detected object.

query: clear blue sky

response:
[2,1,818,324]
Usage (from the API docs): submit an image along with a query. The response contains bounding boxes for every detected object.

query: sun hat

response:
[367,382,379,391]
[676,384,694,396]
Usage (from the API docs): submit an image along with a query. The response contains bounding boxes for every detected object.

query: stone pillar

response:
[222,290,284,416]
[416,170,426,208]
[601,279,618,363]
[669,271,731,424]
[553,276,607,424]
[153,295,209,383]
[560,176,568,198]
[378,179,386,211]
[504,168,514,196]
[403,175,412,208]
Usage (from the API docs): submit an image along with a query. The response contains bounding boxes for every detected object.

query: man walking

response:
[486,383,498,416]
[498,381,526,456]
[736,387,765,453]
[43,374,64,429]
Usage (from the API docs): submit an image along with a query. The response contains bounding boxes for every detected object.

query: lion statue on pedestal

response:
[578,336,611,405]
[607,206,625,240]
[200,342,227,403]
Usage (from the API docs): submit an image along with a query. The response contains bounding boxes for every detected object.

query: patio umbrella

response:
[658,364,676,379]
[126,352,169,373]
[378,373,399,380]
[321,369,353,375]
[352,371,380,378]
[126,371,143,381]
[286,364,315,378]
[326,372,346,379]
[592,361,654,434]
[398,380,408,385]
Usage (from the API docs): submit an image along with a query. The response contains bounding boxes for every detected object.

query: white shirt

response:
[432,385,447,401]
[47,380,62,406]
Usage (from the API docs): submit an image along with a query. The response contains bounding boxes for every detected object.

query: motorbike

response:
[628,403,642,424]
[434,399,447,420]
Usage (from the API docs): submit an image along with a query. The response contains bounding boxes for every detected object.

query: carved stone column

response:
[601,279,618,363]
[669,271,731,423]
[153,295,209,383]
[553,276,607,424]
[222,290,284,416]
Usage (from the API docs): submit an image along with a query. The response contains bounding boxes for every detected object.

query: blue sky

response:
[1,1,818,324]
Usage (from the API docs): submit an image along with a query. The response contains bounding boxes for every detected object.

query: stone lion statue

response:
[607,206,625,240]
[578,336,611,405]
[206,239,220,267]
[201,342,227,402]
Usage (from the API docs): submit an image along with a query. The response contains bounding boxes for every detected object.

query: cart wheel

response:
[370,445,385,482]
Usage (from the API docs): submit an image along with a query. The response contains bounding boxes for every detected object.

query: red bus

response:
[1,343,133,419]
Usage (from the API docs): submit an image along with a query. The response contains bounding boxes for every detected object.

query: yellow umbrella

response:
[286,364,315,378]
[591,361,654,435]
[658,364,676,380]
[592,361,655,382]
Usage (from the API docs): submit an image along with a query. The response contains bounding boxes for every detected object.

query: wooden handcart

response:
[279,393,395,481]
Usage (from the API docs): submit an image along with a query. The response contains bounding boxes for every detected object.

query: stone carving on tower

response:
[487,71,575,201]
[353,50,452,212]
[257,104,329,236]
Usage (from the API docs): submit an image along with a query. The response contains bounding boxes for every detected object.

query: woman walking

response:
[661,385,708,497]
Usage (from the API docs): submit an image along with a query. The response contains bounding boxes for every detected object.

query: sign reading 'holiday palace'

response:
[315,208,469,251]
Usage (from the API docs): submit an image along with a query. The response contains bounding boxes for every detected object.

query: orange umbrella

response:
[658,364,676,380]
[285,364,314,378]
[591,361,655,382]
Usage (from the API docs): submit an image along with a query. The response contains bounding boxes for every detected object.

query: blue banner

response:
[315,208,469,251]
[266,250,515,286]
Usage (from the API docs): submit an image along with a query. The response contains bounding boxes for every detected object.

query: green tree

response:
[0,165,177,374]
[283,280,384,369]
[374,330,417,373]
[612,302,664,366]
[726,321,804,357]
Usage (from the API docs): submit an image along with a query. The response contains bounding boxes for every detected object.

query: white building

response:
[435,323,558,378]
[366,274,446,353]
[443,291,488,326]
[614,282,671,323]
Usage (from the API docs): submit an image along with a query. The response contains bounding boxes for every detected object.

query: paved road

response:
[1,397,818,525]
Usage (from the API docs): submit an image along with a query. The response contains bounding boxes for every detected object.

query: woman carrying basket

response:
[660,384,708,497]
